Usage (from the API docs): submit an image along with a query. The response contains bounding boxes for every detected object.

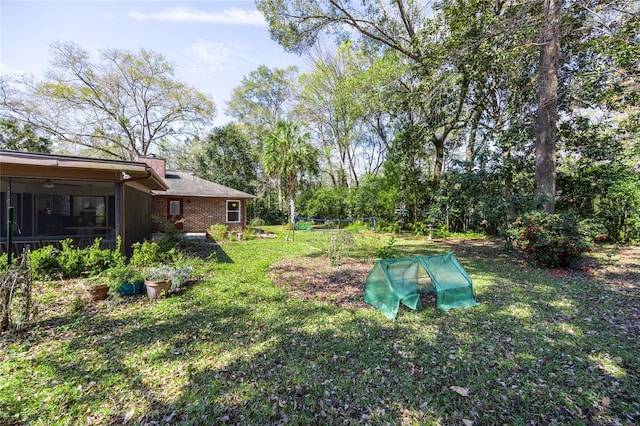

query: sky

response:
[0,0,306,126]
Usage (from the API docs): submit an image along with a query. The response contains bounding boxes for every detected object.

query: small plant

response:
[324,232,356,266]
[249,217,265,227]
[130,240,165,268]
[83,237,125,276]
[28,245,60,280]
[144,265,192,293]
[206,224,228,241]
[105,264,143,296]
[375,237,397,259]
[58,239,85,278]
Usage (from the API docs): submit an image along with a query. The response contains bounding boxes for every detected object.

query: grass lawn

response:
[1,229,638,425]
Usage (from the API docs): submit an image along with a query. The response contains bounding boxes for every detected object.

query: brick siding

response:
[152,196,246,233]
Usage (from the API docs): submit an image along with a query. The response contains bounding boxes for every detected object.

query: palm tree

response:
[262,121,319,238]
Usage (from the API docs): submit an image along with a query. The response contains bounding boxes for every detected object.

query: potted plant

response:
[106,264,144,297]
[143,265,193,299]
[143,265,173,300]
[82,276,109,301]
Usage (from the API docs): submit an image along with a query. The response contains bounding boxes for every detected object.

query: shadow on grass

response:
[3,237,639,425]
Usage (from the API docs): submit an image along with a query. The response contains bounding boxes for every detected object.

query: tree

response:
[262,121,319,237]
[257,0,462,177]
[535,0,563,213]
[190,124,257,194]
[1,42,215,160]
[0,119,50,153]
[226,65,299,136]
[298,42,383,188]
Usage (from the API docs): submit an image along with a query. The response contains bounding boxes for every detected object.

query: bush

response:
[506,212,594,267]
[29,245,60,279]
[58,239,85,278]
[375,237,397,259]
[83,238,125,276]
[206,224,228,241]
[249,217,265,227]
[130,240,165,268]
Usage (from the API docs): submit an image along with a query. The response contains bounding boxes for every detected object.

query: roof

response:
[0,150,168,191]
[152,171,257,199]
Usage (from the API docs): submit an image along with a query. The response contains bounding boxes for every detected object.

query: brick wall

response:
[138,156,166,178]
[152,196,246,233]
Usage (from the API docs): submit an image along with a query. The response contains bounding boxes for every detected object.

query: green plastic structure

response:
[364,253,479,319]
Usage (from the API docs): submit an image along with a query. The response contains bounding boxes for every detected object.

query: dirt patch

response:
[268,257,372,308]
[268,239,639,308]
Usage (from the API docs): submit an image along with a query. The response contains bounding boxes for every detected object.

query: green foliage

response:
[28,245,60,280]
[374,236,397,259]
[324,232,356,267]
[0,253,7,273]
[57,239,85,278]
[346,173,399,223]
[105,264,142,295]
[206,224,228,241]
[249,217,265,227]
[298,186,349,219]
[249,200,288,225]
[0,119,51,153]
[191,124,257,194]
[83,238,125,276]
[343,220,370,231]
[506,212,594,267]
[262,120,320,225]
[557,117,640,243]
[129,240,165,268]
[143,265,192,293]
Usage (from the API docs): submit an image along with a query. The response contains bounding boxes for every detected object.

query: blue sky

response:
[0,0,306,125]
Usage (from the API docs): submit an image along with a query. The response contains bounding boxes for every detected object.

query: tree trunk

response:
[466,106,482,172]
[535,0,562,214]
[432,135,445,179]
[503,147,516,224]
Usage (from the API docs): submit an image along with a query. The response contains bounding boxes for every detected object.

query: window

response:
[227,200,240,223]
[169,200,181,216]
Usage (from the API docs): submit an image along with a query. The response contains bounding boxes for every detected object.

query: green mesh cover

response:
[364,253,478,319]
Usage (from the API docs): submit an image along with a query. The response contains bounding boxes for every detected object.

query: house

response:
[142,156,256,233]
[0,150,256,255]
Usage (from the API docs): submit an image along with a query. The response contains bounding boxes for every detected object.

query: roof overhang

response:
[0,150,168,191]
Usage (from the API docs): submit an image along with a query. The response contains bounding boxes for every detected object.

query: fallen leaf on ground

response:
[449,386,470,396]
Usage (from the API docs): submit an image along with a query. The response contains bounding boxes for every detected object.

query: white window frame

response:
[226,200,241,223]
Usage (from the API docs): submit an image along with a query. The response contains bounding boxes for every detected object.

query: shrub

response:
[105,264,143,296]
[249,217,265,227]
[130,240,165,268]
[206,224,228,241]
[375,237,397,259]
[58,239,85,278]
[506,211,594,267]
[28,245,60,279]
[83,238,125,276]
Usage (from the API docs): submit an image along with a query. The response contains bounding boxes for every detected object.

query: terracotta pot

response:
[144,278,171,300]
[85,284,109,301]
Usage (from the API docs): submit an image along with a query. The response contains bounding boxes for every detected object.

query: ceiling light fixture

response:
[42,179,55,189]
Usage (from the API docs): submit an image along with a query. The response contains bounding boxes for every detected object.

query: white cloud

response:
[186,40,262,71]
[103,12,116,21]
[129,7,266,25]
[0,62,28,76]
